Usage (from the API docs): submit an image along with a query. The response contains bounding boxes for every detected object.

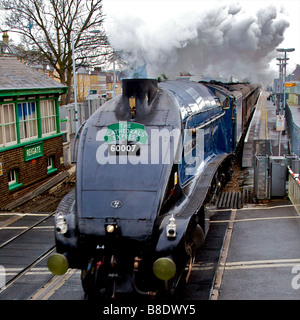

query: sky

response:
[102,0,300,83]
[1,0,299,84]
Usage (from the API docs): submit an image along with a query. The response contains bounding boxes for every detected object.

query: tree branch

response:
[3,0,109,104]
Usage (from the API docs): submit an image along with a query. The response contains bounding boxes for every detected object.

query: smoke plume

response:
[104,1,290,82]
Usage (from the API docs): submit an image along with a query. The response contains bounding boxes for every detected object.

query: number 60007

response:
[108,144,140,155]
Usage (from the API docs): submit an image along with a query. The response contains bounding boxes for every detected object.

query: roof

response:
[0,41,14,55]
[0,56,67,95]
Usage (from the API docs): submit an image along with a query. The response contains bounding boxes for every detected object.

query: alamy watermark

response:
[291,265,300,290]
[0,265,5,290]
[95,121,204,175]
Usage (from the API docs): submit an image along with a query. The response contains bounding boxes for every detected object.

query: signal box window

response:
[47,156,57,174]
[8,169,23,191]
[40,100,56,135]
[18,102,38,141]
[0,103,17,147]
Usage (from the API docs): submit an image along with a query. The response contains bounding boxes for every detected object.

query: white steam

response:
[103,1,290,82]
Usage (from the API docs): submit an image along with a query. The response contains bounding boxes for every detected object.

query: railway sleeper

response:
[216,191,243,209]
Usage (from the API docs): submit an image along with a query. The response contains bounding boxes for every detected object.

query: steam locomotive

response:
[47,78,260,298]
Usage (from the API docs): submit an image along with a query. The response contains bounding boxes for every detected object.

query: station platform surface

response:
[242,91,290,168]
[213,201,300,300]
[213,91,300,300]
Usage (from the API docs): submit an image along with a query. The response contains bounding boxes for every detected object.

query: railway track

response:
[0,213,54,249]
[0,174,240,301]
[29,210,231,301]
[0,213,56,299]
[0,162,243,300]
[0,208,231,301]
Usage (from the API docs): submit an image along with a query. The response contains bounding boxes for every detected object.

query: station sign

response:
[24,142,44,161]
[285,83,296,87]
[276,115,285,132]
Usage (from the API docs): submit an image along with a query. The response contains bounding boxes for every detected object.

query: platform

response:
[212,201,300,299]
[212,91,300,300]
[242,91,290,168]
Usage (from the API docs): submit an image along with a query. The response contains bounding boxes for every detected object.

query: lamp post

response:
[276,57,284,113]
[113,51,116,98]
[276,57,287,80]
[112,50,122,98]
[276,48,295,156]
[71,32,79,135]
[276,48,295,114]
[72,30,101,135]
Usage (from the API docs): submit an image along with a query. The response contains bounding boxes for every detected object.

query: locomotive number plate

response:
[108,143,140,156]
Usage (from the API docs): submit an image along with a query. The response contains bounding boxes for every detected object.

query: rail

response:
[0,214,56,294]
[0,213,54,249]
[287,165,300,215]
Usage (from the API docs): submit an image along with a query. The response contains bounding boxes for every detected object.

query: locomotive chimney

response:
[121,79,158,119]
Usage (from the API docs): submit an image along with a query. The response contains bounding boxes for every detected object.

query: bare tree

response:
[2,0,110,104]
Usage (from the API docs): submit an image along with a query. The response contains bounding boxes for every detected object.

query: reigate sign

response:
[24,142,44,161]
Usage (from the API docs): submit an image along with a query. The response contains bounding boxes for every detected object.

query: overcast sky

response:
[1,0,299,82]
[102,0,300,82]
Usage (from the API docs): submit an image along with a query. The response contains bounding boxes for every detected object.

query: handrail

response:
[287,165,300,186]
[71,120,87,164]
[186,111,226,133]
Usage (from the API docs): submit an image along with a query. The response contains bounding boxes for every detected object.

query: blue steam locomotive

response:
[47,78,260,298]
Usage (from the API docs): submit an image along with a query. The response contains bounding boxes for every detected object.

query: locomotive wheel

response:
[164,273,181,297]
[81,269,90,294]
[154,268,184,299]
[81,258,105,299]
[81,268,97,298]
[185,222,205,257]
[190,224,205,250]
